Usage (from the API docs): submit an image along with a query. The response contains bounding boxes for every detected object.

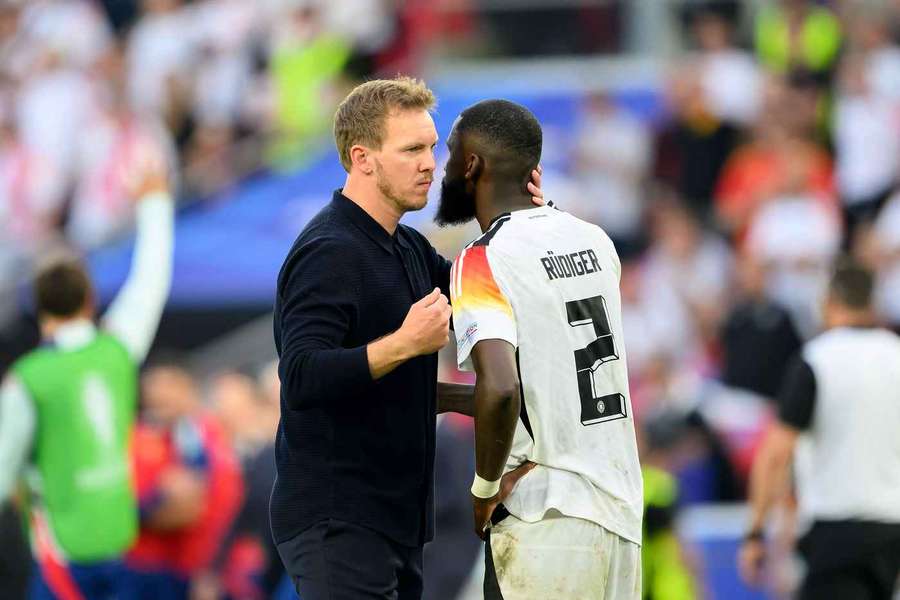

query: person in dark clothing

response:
[721,252,803,399]
[271,77,542,600]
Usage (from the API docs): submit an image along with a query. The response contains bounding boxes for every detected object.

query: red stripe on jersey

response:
[455,246,513,317]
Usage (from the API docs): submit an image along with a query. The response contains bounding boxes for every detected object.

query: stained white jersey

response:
[450,206,643,545]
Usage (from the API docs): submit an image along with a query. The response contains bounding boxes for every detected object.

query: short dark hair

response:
[457,99,542,183]
[34,258,91,318]
[828,256,873,310]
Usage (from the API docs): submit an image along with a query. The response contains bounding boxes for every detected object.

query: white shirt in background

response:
[700,49,762,126]
[835,93,900,204]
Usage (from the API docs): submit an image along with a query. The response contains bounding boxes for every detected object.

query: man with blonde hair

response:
[271,77,542,598]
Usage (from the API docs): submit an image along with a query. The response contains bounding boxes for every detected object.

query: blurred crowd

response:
[0,0,412,292]
[3,0,900,598]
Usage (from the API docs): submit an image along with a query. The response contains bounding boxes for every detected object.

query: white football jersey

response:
[450,206,643,545]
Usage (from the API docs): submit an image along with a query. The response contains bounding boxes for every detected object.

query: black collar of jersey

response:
[488,212,511,229]
[331,190,411,254]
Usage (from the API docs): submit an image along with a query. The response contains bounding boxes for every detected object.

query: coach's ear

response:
[350,144,374,175]
[465,153,483,183]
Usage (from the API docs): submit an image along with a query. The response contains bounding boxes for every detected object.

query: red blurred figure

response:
[126,362,243,600]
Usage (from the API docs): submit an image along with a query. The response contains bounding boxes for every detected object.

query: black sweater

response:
[270,190,451,548]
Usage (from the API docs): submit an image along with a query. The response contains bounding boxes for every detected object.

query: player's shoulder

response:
[555,209,619,254]
[10,345,56,378]
[807,327,900,357]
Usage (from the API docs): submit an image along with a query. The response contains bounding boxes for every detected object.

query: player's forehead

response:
[383,108,438,146]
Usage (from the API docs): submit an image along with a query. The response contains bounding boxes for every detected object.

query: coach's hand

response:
[399,287,452,357]
[737,537,766,587]
[528,165,545,206]
[472,461,536,540]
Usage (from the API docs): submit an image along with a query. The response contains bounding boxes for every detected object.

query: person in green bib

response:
[0,157,174,600]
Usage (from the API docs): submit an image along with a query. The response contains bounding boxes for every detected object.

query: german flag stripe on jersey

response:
[451,246,513,318]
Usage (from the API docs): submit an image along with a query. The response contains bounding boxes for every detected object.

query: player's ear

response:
[465,154,483,182]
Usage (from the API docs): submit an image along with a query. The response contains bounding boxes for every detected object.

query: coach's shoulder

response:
[278,227,357,290]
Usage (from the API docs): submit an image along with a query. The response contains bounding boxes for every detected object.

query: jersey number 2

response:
[566,295,627,426]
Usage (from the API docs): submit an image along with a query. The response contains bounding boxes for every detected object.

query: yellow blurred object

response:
[642,466,700,600]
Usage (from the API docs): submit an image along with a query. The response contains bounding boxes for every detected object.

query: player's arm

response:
[471,340,520,481]
[436,382,474,416]
[102,154,175,364]
[746,423,798,536]
[0,376,36,504]
[739,355,813,586]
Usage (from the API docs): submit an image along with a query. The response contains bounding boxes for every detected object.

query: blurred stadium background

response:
[1,0,900,598]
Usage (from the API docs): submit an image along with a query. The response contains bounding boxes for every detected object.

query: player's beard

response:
[435,174,476,226]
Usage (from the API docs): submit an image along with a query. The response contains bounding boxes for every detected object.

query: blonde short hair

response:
[333,76,436,172]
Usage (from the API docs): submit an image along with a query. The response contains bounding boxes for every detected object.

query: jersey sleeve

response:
[0,375,36,503]
[450,245,517,372]
[101,193,174,364]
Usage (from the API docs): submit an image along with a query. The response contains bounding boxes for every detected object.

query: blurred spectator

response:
[325,0,397,78]
[640,403,740,505]
[572,92,651,249]
[721,251,803,399]
[266,1,351,165]
[0,96,66,286]
[873,192,900,328]
[190,0,258,129]
[654,64,740,220]
[68,44,176,249]
[126,0,197,121]
[848,4,900,104]
[15,50,94,185]
[209,368,283,600]
[642,191,733,350]
[744,197,842,338]
[714,74,835,239]
[620,259,699,388]
[754,0,842,78]
[128,361,244,600]
[687,2,762,127]
[640,441,701,599]
[834,52,900,235]
[20,0,113,71]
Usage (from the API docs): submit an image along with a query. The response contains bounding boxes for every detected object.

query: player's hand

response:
[125,140,171,202]
[737,538,766,587]
[398,287,451,357]
[472,461,537,541]
[528,165,545,206]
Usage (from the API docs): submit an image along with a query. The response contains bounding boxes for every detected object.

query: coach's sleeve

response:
[450,245,517,372]
[277,237,371,410]
[776,354,817,430]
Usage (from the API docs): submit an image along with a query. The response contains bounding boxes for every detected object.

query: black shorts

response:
[798,520,900,600]
[276,518,423,600]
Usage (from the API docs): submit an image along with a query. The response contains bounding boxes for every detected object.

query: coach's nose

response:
[420,148,436,174]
